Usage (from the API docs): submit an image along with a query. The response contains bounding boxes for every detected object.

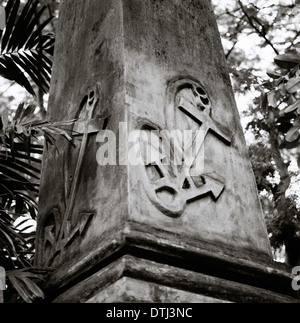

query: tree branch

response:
[237,0,279,55]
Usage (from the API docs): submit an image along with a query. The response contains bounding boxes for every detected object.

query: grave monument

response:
[35,0,299,303]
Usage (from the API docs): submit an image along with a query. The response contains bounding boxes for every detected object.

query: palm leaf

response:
[0,215,28,260]
[7,268,48,303]
[0,0,54,95]
[0,101,77,302]
[0,159,40,179]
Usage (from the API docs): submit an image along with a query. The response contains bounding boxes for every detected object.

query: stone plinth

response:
[53,256,298,303]
[35,0,299,303]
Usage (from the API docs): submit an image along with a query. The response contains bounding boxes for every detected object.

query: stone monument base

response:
[52,253,299,303]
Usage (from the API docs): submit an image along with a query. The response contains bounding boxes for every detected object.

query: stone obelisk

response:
[35,0,299,303]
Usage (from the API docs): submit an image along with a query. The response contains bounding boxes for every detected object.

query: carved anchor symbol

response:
[58,90,101,242]
[43,88,104,266]
[144,96,231,218]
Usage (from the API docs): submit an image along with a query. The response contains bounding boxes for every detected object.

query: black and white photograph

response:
[0,0,299,307]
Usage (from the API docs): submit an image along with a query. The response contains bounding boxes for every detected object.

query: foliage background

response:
[0,0,60,303]
[212,0,300,265]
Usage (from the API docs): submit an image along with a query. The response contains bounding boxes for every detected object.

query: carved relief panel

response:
[138,78,232,218]
[39,87,104,267]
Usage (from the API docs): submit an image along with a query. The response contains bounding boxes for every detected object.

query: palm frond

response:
[0,99,77,302]
[0,0,54,95]
[0,210,30,267]
[7,268,49,303]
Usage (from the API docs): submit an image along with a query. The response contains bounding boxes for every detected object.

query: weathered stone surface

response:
[36,0,128,269]
[123,0,272,263]
[34,0,298,302]
[86,278,230,304]
[53,256,297,303]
